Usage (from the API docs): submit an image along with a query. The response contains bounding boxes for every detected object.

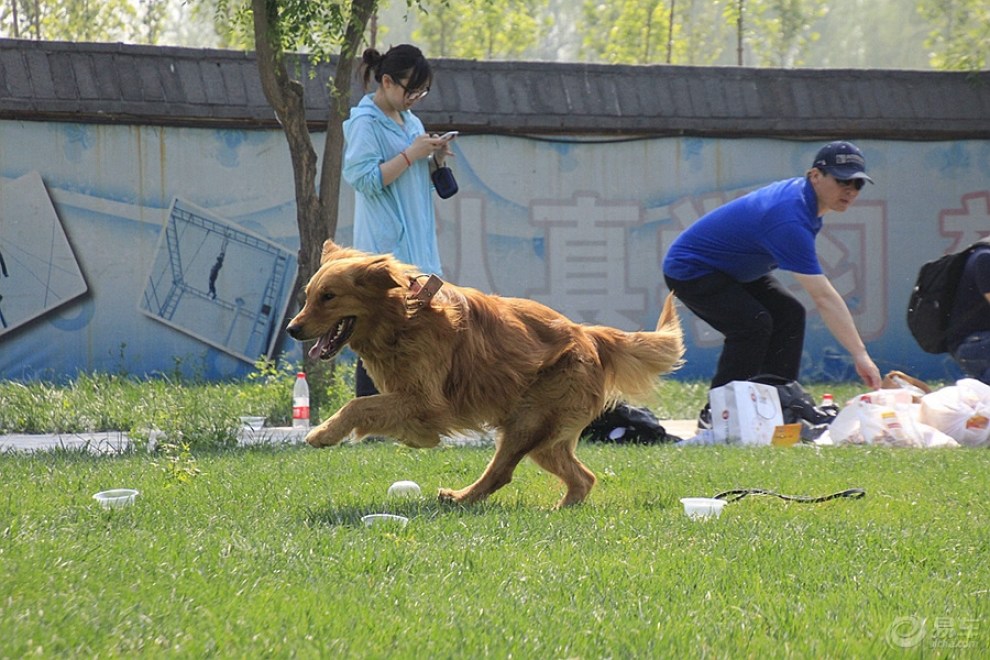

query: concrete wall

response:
[2,117,988,382]
[2,39,989,382]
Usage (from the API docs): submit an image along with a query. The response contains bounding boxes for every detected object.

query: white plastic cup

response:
[93,489,139,509]
[680,497,726,520]
[361,514,409,528]
[239,416,266,431]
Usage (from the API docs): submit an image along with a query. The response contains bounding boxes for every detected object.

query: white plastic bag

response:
[709,381,783,445]
[854,389,914,407]
[919,379,990,447]
[817,393,958,448]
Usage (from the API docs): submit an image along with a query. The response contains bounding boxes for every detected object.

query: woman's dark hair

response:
[360,44,431,92]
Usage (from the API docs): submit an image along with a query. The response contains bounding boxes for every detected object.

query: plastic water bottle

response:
[292,372,310,429]
[821,393,839,415]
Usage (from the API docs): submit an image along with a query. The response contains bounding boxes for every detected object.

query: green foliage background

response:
[1,0,986,70]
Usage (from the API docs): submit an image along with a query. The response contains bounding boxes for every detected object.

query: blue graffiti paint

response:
[47,297,94,331]
[62,125,94,163]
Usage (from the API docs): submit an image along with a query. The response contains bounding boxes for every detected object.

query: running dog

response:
[286,240,684,507]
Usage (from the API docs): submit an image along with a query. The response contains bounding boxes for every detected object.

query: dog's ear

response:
[322,240,369,264]
[320,240,341,264]
[356,256,403,292]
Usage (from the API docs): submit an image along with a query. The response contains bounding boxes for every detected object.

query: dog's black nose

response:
[286,324,302,339]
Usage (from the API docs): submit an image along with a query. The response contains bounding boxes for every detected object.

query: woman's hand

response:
[405,134,445,162]
[381,134,444,186]
[430,133,456,167]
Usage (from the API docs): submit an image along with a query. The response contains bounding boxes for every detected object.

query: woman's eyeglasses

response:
[391,77,430,101]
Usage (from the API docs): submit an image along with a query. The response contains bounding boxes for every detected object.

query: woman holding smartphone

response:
[342,43,454,396]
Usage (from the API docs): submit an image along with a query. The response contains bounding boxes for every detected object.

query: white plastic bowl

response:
[680,497,726,520]
[94,489,139,509]
[387,480,422,498]
[361,513,409,528]
[239,416,266,431]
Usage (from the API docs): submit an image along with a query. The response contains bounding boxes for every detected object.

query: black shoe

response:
[697,403,712,431]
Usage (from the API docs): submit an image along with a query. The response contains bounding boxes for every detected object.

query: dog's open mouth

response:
[307,317,355,360]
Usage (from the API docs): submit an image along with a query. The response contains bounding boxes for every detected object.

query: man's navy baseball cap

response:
[812,141,874,183]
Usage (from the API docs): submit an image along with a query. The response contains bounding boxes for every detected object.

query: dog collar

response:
[407,274,444,311]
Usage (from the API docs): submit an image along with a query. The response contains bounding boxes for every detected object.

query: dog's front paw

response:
[438,487,477,504]
[437,488,458,503]
[305,424,348,448]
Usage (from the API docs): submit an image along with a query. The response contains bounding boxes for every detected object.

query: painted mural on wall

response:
[138,199,296,365]
[0,171,88,337]
[1,119,988,382]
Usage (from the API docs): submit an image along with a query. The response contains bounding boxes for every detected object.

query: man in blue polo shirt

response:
[663,141,883,429]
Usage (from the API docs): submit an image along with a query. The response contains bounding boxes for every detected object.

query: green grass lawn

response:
[2,440,988,657]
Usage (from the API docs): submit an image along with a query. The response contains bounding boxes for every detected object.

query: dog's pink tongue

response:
[308,334,331,359]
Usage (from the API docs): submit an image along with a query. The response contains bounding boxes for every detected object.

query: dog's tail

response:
[588,292,685,405]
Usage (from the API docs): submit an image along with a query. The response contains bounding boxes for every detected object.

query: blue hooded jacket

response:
[342,94,443,275]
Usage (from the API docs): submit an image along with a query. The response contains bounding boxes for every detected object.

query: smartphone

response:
[439,131,459,141]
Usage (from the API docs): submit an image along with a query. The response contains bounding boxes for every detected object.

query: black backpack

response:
[907,239,990,354]
[583,402,677,444]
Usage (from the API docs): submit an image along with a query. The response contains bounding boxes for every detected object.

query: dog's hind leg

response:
[528,437,597,508]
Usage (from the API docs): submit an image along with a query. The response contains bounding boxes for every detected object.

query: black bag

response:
[431,165,458,199]
[907,239,990,354]
[583,402,677,444]
[748,375,836,426]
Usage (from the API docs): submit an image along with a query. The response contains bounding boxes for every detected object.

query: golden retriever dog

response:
[286,240,684,508]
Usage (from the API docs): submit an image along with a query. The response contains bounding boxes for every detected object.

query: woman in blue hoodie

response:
[342,44,453,396]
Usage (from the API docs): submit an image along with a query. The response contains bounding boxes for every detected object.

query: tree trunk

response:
[667,0,676,64]
[736,0,745,66]
[251,0,378,414]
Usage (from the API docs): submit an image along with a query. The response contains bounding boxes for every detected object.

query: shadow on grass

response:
[303,496,535,528]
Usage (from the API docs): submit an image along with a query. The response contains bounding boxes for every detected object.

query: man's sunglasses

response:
[833,176,866,191]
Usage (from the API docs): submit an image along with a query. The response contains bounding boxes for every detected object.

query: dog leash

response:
[712,487,865,504]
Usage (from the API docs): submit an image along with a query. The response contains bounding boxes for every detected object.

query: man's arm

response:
[793,272,882,389]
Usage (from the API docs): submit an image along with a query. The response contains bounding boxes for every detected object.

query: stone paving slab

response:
[0,422,698,454]
[663,419,699,440]
[0,427,309,454]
